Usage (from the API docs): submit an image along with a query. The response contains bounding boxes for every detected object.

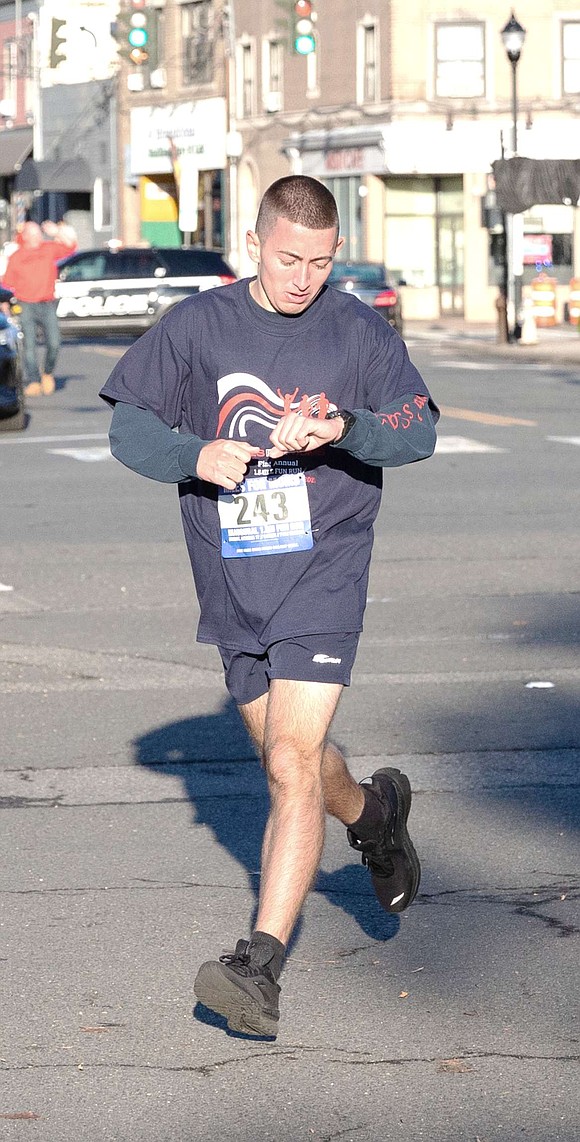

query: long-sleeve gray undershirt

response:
[108,394,437,484]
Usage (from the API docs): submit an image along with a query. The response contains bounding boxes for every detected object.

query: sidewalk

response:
[406,317,580,365]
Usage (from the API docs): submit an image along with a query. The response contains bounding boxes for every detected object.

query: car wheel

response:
[0,403,26,431]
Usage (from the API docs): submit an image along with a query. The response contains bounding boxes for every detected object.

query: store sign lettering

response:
[325,149,364,172]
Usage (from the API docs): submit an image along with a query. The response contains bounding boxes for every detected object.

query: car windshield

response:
[155,249,233,276]
[328,263,385,287]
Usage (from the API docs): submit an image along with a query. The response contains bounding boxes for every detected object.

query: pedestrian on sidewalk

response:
[1,220,77,397]
[100,175,439,1038]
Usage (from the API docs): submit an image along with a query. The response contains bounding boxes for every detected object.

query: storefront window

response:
[489,203,574,287]
[385,176,464,313]
[324,177,363,260]
[385,178,437,286]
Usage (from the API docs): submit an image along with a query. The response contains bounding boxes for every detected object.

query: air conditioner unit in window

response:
[264,90,282,113]
[127,72,145,92]
[149,67,167,89]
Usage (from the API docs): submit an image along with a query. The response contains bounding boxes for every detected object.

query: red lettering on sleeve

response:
[375,394,428,429]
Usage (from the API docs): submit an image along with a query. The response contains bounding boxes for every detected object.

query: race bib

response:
[218,462,313,558]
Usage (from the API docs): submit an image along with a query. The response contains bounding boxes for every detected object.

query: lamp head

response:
[501,11,526,63]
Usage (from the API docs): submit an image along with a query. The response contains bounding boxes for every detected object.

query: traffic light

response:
[293,1,316,55]
[49,17,67,68]
[127,0,150,65]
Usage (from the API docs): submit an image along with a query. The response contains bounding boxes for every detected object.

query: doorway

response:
[437,182,464,316]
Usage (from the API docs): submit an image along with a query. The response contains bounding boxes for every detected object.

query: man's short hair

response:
[256,176,339,239]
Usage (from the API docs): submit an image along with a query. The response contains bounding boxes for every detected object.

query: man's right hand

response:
[196,439,262,489]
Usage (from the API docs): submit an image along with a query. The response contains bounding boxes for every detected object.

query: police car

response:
[55,246,236,337]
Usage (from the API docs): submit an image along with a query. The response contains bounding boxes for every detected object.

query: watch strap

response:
[326,408,356,442]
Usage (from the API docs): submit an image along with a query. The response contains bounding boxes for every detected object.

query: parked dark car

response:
[0,287,25,432]
[328,261,404,336]
[55,246,236,338]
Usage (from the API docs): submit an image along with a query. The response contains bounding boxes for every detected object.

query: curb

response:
[406,324,580,366]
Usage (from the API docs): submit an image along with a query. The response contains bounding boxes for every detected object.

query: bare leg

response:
[239,679,343,945]
[242,696,364,831]
[321,740,364,825]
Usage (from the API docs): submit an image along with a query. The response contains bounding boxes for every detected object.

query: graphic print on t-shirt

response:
[215,372,334,559]
[216,372,335,443]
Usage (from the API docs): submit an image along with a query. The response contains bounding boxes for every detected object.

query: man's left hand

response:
[269,412,343,458]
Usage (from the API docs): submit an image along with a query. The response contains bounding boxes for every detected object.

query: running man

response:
[100,176,439,1037]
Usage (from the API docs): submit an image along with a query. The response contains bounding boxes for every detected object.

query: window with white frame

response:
[181,0,213,86]
[238,41,255,118]
[357,18,378,104]
[23,37,34,116]
[435,21,485,98]
[562,21,580,94]
[306,39,319,98]
[263,37,283,113]
[2,40,17,105]
[148,6,166,75]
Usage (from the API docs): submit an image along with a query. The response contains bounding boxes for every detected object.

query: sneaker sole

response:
[194,961,278,1037]
[370,767,421,912]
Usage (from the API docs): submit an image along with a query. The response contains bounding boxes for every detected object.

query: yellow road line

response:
[440,405,537,427]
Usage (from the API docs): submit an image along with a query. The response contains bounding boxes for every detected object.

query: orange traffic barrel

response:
[530,274,557,327]
[568,278,580,325]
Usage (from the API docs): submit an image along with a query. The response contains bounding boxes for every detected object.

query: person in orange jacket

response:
[2,220,77,396]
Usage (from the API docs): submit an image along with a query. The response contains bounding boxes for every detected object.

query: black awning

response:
[492,157,580,213]
[0,128,33,177]
[14,156,93,193]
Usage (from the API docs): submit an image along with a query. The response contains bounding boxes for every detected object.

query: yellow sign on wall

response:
[140,176,178,224]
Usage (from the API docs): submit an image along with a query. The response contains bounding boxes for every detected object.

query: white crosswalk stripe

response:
[47,447,112,462]
[4,432,577,465]
[435,435,505,454]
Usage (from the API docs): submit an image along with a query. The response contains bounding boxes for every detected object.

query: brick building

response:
[3,1,579,323]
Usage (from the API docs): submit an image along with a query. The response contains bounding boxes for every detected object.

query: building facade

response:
[0,0,119,249]
[223,0,580,323]
[115,0,230,250]
[3,1,580,323]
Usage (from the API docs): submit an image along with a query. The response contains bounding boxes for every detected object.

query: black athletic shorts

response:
[218,632,361,706]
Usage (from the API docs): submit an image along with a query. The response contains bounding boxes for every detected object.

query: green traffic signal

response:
[293,0,316,56]
[128,2,149,63]
[128,27,148,49]
[295,32,315,55]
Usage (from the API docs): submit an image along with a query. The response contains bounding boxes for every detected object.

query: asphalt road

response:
[1,332,578,1141]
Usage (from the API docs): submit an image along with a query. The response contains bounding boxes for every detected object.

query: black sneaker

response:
[347,767,421,913]
[194,939,280,1037]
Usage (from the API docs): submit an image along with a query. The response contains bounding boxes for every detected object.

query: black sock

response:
[248,930,286,980]
[348,784,388,841]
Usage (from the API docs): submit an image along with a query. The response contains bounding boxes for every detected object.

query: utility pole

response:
[29,10,43,162]
[223,1,242,270]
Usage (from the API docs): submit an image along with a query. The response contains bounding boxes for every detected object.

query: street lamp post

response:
[500,12,526,342]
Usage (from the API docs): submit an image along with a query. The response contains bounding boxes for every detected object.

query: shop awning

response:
[492,157,580,213]
[14,156,93,193]
[0,128,33,176]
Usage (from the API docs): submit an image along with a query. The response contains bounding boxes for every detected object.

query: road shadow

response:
[133,699,399,1037]
[53,373,85,392]
[133,697,400,941]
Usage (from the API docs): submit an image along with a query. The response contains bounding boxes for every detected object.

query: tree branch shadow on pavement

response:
[132,697,399,1036]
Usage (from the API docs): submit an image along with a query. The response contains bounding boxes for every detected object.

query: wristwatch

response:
[325,408,356,442]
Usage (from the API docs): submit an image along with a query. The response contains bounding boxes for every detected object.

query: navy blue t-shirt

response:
[100,278,437,652]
